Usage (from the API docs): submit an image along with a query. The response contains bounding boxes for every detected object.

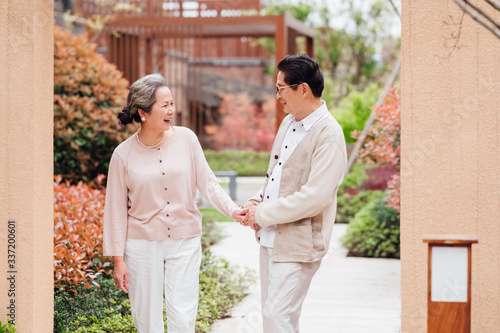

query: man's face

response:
[275,71,300,115]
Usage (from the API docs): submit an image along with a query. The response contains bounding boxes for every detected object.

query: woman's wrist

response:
[113,256,125,263]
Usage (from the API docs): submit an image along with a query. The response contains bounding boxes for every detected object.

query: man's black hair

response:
[277,54,324,98]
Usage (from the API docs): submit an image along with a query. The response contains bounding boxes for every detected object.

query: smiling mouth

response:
[164,119,172,123]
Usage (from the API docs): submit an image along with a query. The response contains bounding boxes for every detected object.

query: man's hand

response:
[243,205,259,231]
[239,202,257,227]
[232,208,247,224]
[113,256,129,293]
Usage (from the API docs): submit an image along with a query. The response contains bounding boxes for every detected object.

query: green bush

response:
[72,299,136,333]
[54,251,254,333]
[197,250,256,332]
[54,276,130,333]
[54,26,137,183]
[371,199,400,229]
[201,208,232,249]
[341,198,400,258]
[340,163,370,190]
[336,163,395,224]
[336,190,384,224]
[204,150,270,176]
[330,83,381,144]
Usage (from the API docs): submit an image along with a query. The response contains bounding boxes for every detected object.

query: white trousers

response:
[124,236,202,333]
[260,246,321,333]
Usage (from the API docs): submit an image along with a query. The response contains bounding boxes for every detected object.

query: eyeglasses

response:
[275,83,302,97]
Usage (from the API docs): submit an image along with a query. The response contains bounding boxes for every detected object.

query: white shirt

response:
[260,101,329,248]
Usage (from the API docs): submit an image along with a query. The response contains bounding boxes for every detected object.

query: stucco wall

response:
[0,0,54,331]
[401,0,500,331]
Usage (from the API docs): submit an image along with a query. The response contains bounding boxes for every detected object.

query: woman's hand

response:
[113,256,129,293]
[232,208,247,223]
[238,202,257,227]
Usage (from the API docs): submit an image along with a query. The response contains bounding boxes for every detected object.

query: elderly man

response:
[242,53,347,332]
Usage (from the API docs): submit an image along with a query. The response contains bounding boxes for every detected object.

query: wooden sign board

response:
[423,236,478,333]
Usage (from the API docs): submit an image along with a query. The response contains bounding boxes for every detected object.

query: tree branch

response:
[387,0,401,19]
[464,0,500,30]
[346,56,401,174]
[485,0,500,11]
[454,0,500,39]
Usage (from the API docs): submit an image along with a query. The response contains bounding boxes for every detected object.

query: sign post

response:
[423,235,478,333]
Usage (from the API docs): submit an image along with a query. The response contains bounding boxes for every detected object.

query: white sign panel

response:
[431,246,468,303]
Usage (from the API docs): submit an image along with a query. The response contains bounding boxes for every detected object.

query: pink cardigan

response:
[103,127,238,257]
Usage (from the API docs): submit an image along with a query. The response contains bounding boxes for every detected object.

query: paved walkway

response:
[209,222,401,333]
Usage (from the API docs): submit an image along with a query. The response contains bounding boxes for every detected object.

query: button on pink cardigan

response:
[103,127,238,257]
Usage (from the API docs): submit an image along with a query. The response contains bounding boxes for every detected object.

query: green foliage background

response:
[204,150,271,176]
[341,197,400,258]
[329,84,381,144]
[54,251,255,333]
[53,26,136,183]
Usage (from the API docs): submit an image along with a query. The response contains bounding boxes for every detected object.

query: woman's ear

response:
[138,108,145,119]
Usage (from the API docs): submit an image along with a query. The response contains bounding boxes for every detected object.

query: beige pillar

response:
[402,0,500,331]
[0,0,54,331]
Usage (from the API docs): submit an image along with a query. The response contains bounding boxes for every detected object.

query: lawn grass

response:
[200,208,235,223]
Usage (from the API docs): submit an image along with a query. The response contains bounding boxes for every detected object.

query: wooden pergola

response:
[106,14,315,132]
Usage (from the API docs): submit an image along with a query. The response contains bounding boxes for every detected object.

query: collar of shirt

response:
[290,100,328,132]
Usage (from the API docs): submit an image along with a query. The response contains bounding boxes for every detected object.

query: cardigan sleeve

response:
[255,137,346,228]
[102,151,129,257]
[192,136,238,218]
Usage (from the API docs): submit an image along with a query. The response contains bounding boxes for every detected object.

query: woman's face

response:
[144,86,176,131]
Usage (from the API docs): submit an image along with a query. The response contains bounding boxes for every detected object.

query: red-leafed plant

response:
[54,25,136,183]
[205,94,276,151]
[353,87,401,211]
[53,175,111,292]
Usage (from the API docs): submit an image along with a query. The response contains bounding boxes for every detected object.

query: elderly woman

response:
[103,73,244,333]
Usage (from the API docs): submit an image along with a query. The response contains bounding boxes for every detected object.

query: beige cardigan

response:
[250,113,347,263]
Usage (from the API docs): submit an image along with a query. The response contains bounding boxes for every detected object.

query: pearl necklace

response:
[136,129,167,149]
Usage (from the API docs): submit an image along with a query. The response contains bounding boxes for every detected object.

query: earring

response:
[141,117,146,121]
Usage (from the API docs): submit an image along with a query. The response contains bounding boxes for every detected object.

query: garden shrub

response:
[200,208,233,250]
[196,250,255,332]
[53,175,111,291]
[340,163,370,190]
[371,199,400,229]
[54,276,131,333]
[204,94,276,152]
[54,176,235,289]
[336,190,384,224]
[336,164,389,224]
[330,83,381,144]
[362,165,398,191]
[54,251,255,333]
[204,150,271,176]
[54,175,251,332]
[54,25,137,183]
[341,198,400,258]
[354,87,401,211]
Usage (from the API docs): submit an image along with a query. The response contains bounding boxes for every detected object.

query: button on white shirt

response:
[260,101,329,248]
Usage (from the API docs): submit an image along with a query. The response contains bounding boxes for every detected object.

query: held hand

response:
[242,201,257,209]
[232,208,247,224]
[243,205,259,231]
[239,202,257,227]
[113,257,129,293]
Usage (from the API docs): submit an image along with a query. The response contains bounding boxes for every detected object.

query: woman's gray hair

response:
[118,74,169,126]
